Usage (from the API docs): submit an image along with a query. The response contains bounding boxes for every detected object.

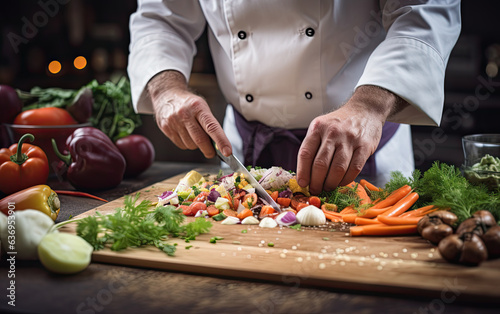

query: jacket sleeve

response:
[355,0,461,126]
[127,0,206,114]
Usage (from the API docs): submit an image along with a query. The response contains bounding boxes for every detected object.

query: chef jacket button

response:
[305,28,315,37]
[245,94,254,102]
[305,92,313,99]
[238,31,247,40]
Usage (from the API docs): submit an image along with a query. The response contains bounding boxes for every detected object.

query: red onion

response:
[276,211,296,226]
[207,189,221,202]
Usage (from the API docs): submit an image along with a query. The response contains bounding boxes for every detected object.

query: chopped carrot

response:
[354,217,381,225]
[379,192,419,217]
[326,215,342,223]
[207,205,220,217]
[271,191,279,202]
[308,196,321,208]
[369,185,412,210]
[237,208,253,220]
[377,215,423,225]
[259,205,275,218]
[359,179,382,192]
[223,209,237,217]
[276,197,291,207]
[350,224,418,236]
[224,193,234,209]
[321,203,338,213]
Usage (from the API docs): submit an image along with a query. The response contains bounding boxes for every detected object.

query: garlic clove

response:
[259,217,278,228]
[241,216,259,225]
[221,216,240,225]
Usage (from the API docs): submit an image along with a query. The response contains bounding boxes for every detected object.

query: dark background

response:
[1,0,499,170]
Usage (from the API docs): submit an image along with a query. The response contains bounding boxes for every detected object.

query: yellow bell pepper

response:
[0,185,60,221]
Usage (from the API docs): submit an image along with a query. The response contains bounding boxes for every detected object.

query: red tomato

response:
[14,107,77,126]
[188,202,207,216]
[180,205,192,216]
[242,193,258,208]
[193,191,209,203]
[308,196,321,208]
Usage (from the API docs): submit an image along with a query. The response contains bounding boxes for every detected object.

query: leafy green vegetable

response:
[319,186,361,211]
[76,194,212,256]
[17,77,141,141]
[290,224,302,231]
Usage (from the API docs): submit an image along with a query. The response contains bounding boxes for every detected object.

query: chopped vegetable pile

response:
[158,162,500,235]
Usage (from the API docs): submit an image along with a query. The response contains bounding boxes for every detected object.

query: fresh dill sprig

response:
[76,194,212,256]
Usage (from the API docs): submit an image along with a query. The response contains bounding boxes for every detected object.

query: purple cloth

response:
[233,106,399,175]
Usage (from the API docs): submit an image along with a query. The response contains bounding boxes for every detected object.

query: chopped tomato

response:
[308,196,321,208]
[194,191,209,203]
[243,193,258,208]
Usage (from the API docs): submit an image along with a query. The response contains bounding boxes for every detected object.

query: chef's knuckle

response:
[298,148,315,161]
[177,106,192,122]
[331,162,348,174]
[325,124,341,137]
[351,162,364,173]
[313,158,329,170]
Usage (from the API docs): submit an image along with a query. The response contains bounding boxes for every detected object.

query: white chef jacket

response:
[128,0,461,182]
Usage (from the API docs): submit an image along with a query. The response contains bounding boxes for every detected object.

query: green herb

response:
[76,194,212,256]
[185,245,193,250]
[232,241,241,245]
[322,237,329,241]
[145,190,150,192]
[267,242,274,247]
[290,224,301,231]
[212,212,227,221]
[318,187,360,211]
[241,229,248,234]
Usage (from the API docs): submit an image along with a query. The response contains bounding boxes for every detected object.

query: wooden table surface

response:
[1,162,498,314]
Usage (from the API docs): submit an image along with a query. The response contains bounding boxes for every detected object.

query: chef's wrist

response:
[147,70,188,102]
[350,85,409,121]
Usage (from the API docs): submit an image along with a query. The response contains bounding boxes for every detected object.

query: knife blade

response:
[213,143,281,212]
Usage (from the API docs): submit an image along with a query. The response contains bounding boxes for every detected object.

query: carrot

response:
[322,208,342,218]
[350,224,418,236]
[357,206,391,218]
[271,191,279,202]
[341,213,358,224]
[276,197,291,207]
[224,193,234,209]
[354,183,371,205]
[339,206,356,215]
[359,179,382,192]
[379,192,419,218]
[259,205,275,218]
[369,185,412,210]
[237,208,253,220]
[54,190,108,202]
[206,205,220,217]
[326,215,342,223]
[354,217,381,225]
[377,215,423,225]
[223,209,237,217]
[399,205,436,218]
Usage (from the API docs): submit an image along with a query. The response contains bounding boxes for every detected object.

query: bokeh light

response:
[74,56,87,70]
[48,61,61,74]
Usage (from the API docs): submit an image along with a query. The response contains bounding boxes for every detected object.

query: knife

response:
[213,142,281,212]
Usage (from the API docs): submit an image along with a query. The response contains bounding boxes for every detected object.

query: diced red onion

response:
[275,211,296,226]
[207,189,221,202]
[278,189,292,198]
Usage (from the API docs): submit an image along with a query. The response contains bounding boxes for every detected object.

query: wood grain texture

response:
[60,171,500,303]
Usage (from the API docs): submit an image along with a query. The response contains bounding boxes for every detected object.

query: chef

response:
[128,0,461,194]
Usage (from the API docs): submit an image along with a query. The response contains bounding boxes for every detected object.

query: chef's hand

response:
[148,70,232,158]
[296,85,407,194]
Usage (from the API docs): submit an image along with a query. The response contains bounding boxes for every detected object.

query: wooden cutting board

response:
[61,171,500,303]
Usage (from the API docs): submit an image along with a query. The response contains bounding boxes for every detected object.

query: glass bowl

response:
[462,134,500,190]
[2,122,91,171]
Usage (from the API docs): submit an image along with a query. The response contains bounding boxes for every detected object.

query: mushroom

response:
[421,224,454,244]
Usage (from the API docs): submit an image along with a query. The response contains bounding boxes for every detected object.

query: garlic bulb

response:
[241,216,259,225]
[296,205,326,226]
[259,217,278,228]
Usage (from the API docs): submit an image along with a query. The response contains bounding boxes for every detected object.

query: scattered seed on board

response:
[377,265,383,271]
[260,240,265,244]
[221,253,226,257]
[411,253,418,259]
[318,254,324,259]
[428,253,434,258]
[321,249,327,254]
[280,253,287,258]
[345,240,349,243]
[265,250,270,253]
[340,261,346,266]
[430,248,435,253]
[319,263,326,270]
[306,256,312,261]
[292,246,297,250]
[393,253,399,257]
[237,247,242,251]
[402,248,408,253]
[358,261,364,266]
[297,257,303,262]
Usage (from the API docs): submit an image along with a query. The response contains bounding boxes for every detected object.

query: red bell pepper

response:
[52,127,126,190]
[0,133,49,194]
